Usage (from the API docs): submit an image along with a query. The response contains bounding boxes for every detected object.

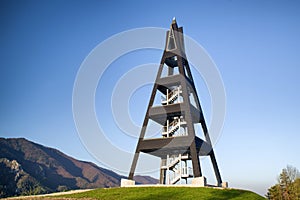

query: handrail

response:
[161,86,182,105]
[162,118,186,132]
[167,85,181,99]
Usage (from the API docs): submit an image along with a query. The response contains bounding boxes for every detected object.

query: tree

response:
[294,178,300,199]
[266,184,282,200]
[57,185,68,192]
[266,165,300,200]
[16,175,45,196]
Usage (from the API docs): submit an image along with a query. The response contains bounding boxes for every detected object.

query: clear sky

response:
[1,0,300,196]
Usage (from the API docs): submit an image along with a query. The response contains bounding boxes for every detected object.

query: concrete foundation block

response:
[120,178,135,187]
[221,182,228,188]
[191,176,206,187]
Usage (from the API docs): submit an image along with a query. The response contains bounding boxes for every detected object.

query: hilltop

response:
[54,187,265,200]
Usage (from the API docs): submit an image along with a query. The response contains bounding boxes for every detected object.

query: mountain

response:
[0,138,158,198]
[134,175,159,185]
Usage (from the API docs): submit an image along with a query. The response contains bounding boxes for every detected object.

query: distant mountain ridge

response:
[0,138,158,197]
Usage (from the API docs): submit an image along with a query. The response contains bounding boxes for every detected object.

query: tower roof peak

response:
[172,17,177,24]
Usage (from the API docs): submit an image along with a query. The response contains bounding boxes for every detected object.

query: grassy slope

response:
[57,187,265,200]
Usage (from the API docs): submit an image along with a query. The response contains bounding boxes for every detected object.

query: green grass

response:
[56,187,265,200]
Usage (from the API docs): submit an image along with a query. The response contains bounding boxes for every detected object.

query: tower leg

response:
[210,151,222,186]
[190,141,202,177]
[128,151,140,180]
[160,158,166,184]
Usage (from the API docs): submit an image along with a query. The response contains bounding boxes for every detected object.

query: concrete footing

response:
[120,178,135,187]
[221,182,228,188]
[191,176,207,187]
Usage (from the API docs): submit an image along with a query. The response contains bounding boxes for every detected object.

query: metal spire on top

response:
[172,17,177,24]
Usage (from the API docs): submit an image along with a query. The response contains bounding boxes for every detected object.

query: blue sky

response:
[1,0,300,196]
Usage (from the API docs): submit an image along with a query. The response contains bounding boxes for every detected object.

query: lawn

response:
[57,187,265,200]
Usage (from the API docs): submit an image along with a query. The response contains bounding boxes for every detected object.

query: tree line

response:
[266,165,300,200]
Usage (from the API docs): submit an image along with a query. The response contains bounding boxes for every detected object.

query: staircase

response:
[160,85,193,185]
[161,86,182,105]
[170,175,181,184]
[161,154,193,185]
[181,167,193,178]
[162,118,187,137]
[168,167,193,184]
[161,156,181,169]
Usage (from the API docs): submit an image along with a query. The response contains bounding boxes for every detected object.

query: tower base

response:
[221,182,229,188]
[191,176,207,187]
[121,178,135,187]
